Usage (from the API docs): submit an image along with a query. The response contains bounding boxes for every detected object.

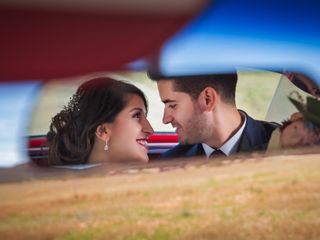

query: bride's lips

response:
[136,138,148,150]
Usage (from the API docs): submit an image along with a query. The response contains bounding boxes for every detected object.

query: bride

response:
[47,77,154,165]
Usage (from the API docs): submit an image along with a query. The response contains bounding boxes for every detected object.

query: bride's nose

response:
[142,117,154,136]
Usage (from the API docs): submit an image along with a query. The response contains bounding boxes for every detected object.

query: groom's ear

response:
[198,87,218,112]
[95,124,111,141]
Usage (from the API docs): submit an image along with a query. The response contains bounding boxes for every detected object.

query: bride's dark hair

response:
[47,77,147,165]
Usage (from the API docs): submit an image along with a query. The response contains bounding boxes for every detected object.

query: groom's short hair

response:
[148,72,238,105]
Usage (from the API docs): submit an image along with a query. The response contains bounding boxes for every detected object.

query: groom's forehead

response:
[157,79,174,90]
[157,79,181,92]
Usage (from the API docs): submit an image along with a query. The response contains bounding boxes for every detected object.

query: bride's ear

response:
[95,124,111,141]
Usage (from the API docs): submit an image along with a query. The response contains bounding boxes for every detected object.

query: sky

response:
[158,0,320,82]
[0,82,41,167]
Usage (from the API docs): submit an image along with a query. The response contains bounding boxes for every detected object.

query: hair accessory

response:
[104,139,109,151]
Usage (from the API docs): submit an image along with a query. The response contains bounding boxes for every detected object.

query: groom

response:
[148,71,278,158]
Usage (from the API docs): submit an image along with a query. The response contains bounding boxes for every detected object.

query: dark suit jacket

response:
[160,112,278,159]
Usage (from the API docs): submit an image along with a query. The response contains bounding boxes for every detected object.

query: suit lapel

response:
[185,144,205,157]
[237,113,269,152]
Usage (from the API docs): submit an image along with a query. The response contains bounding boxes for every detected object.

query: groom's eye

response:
[168,104,177,109]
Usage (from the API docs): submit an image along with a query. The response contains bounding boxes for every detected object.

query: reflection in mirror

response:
[147,68,283,160]
[0,81,41,168]
[27,71,175,168]
[266,73,317,123]
[24,69,320,170]
[27,69,285,167]
[266,73,320,152]
[36,77,155,166]
[29,71,172,135]
[284,72,320,97]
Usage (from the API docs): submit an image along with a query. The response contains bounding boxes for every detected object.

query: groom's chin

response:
[178,137,190,145]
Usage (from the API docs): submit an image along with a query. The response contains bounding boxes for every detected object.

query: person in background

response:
[47,77,153,165]
[267,92,320,151]
[148,71,278,159]
[285,72,320,97]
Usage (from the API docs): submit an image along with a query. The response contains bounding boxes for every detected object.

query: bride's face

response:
[107,94,154,162]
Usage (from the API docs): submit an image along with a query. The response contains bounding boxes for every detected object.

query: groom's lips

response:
[176,127,181,133]
[172,124,182,134]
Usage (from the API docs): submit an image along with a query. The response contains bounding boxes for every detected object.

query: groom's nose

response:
[162,108,172,124]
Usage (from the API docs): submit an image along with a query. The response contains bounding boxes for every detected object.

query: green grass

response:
[1,155,319,239]
[237,70,280,119]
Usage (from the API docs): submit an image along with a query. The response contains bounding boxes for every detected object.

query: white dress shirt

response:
[202,113,247,157]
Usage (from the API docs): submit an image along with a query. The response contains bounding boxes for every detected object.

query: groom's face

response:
[157,80,207,145]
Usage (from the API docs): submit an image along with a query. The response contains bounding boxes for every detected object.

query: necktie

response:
[210,149,226,158]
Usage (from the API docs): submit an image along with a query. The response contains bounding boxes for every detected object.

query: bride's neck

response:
[88,141,109,164]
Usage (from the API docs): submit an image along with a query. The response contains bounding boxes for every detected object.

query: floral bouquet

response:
[267,92,320,150]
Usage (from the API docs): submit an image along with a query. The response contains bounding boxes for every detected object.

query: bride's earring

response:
[104,139,109,151]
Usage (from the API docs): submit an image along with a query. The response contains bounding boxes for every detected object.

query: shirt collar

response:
[202,112,247,157]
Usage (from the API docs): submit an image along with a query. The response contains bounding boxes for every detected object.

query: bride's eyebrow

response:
[129,107,143,112]
[129,107,146,115]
